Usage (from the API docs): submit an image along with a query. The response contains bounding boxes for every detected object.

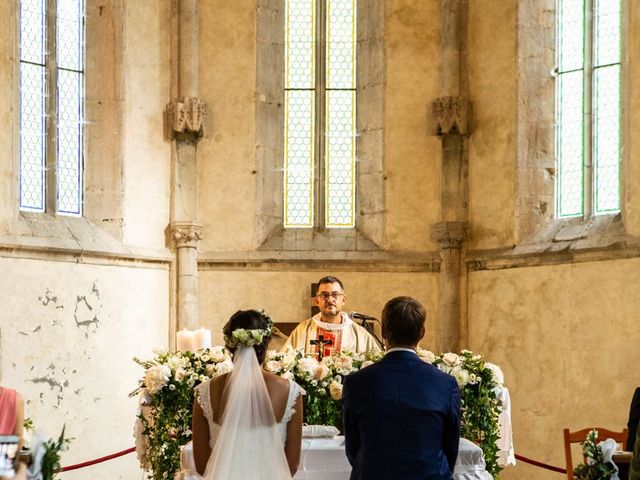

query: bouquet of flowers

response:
[265,348,383,428]
[573,429,619,480]
[417,349,503,477]
[132,346,504,479]
[131,347,232,480]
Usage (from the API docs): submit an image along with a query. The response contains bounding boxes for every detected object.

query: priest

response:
[282,276,382,358]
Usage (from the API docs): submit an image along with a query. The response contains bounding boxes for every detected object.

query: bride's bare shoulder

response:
[263,371,290,390]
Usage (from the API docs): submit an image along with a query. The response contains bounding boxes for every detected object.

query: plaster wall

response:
[624,0,640,235]
[121,0,171,250]
[0,257,169,480]
[0,0,15,228]
[198,0,258,252]
[467,0,517,250]
[469,259,640,480]
[384,0,441,252]
[198,270,439,350]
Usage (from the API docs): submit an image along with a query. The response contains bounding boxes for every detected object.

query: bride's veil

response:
[202,346,292,480]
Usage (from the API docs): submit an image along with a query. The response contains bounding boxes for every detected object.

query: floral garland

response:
[131,347,233,480]
[223,310,274,348]
[265,348,383,428]
[133,346,504,480]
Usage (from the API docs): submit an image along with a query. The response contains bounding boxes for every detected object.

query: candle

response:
[194,328,212,350]
[176,330,195,351]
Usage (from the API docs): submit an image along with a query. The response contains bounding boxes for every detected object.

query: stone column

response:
[430,0,470,353]
[165,0,206,338]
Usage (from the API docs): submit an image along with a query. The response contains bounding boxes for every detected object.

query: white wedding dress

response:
[193,347,304,480]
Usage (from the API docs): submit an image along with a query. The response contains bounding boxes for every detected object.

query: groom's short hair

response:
[381,296,426,346]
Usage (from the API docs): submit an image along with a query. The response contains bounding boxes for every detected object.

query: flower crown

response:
[224,310,274,348]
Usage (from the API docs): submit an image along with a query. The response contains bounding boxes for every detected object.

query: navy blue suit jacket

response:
[342,350,461,480]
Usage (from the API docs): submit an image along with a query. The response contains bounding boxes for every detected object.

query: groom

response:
[342,296,461,480]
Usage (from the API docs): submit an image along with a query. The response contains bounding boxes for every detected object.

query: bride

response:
[192,309,305,479]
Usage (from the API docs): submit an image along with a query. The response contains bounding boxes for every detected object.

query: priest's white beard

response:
[202,346,292,480]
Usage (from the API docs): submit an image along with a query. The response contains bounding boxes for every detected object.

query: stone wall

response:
[0,1,639,479]
[0,2,172,479]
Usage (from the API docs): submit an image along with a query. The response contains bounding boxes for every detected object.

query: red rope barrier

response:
[53,445,568,475]
[514,453,567,474]
[56,447,135,473]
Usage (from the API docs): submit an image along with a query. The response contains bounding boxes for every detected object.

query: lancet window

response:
[555,0,621,218]
[19,0,85,215]
[284,0,356,228]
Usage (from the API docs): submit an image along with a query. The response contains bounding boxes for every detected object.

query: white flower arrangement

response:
[131,347,232,480]
[133,345,504,480]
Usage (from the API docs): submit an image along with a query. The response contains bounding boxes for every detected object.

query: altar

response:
[293,437,493,480]
[179,436,493,480]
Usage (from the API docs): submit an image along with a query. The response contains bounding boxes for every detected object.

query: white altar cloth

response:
[177,437,493,480]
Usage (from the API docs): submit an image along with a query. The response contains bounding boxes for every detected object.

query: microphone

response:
[349,311,378,321]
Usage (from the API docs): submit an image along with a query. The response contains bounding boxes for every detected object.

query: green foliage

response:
[132,347,232,480]
[573,429,618,480]
[443,351,503,478]
[40,426,71,480]
[23,417,34,432]
[134,347,505,480]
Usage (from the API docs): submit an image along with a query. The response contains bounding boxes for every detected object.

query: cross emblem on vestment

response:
[309,335,333,360]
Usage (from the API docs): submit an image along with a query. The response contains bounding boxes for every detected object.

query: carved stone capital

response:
[432,96,471,136]
[170,222,204,248]
[431,221,467,249]
[165,97,207,139]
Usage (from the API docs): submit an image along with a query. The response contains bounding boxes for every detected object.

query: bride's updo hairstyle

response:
[223,309,273,364]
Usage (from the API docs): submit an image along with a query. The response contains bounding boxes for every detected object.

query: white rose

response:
[174,368,186,382]
[152,346,168,356]
[145,365,171,394]
[265,360,283,373]
[452,367,470,387]
[215,359,234,376]
[282,371,295,381]
[329,381,343,400]
[417,349,436,364]
[485,362,504,385]
[210,346,226,363]
[298,357,319,377]
[442,352,461,367]
[333,356,353,372]
[314,364,330,380]
[138,388,151,406]
[437,363,452,374]
[167,356,187,371]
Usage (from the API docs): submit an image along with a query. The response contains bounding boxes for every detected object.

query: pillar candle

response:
[194,328,212,350]
[176,330,195,351]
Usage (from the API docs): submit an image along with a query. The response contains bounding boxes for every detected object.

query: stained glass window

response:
[555,0,620,218]
[284,0,356,228]
[19,0,85,215]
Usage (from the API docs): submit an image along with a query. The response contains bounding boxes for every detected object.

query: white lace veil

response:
[202,346,292,480]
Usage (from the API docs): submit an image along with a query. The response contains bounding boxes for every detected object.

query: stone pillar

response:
[166,0,206,338]
[171,222,203,332]
[430,0,470,353]
[431,221,467,351]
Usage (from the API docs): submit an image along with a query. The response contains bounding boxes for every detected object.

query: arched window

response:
[284,0,356,228]
[19,0,85,215]
[555,0,620,218]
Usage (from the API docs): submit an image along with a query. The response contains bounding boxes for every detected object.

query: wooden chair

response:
[563,427,628,480]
